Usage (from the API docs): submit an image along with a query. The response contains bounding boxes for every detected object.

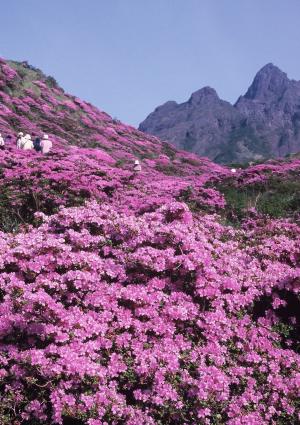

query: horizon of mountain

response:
[139,63,300,164]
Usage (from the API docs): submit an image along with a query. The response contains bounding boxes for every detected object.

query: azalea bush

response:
[0,201,300,424]
[212,161,300,223]
[0,57,300,424]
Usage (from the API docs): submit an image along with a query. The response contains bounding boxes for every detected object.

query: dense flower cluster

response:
[0,58,300,424]
[0,201,299,424]
[231,159,300,187]
[0,143,228,234]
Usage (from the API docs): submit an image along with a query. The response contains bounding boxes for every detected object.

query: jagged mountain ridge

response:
[139,63,300,163]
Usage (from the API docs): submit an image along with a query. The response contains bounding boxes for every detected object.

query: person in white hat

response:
[133,159,142,173]
[16,132,24,148]
[21,134,34,150]
[0,133,5,149]
[40,134,53,154]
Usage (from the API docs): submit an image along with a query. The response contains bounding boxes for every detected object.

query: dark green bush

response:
[218,176,300,222]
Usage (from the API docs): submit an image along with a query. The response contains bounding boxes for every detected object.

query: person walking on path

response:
[40,134,53,154]
[21,134,34,150]
[5,135,12,145]
[0,133,5,150]
[33,136,42,152]
[133,159,142,173]
[16,132,24,148]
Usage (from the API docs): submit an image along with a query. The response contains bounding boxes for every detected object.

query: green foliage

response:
[0,180,89,233]
[180,156,202,168]
[218,175,300,222]
[155,163,184,176]
[45,75,59,89]
[177,185,201,213]
[138,152,157,160]
[272,322,294,340]
[161,142,177,160]
[84,140,103,149]
[115,159,126,168]
[0,186,23,232]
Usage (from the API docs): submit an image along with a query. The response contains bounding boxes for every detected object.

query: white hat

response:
[230,168,237,173]
[43,134,49,139]
[25,134,31,139]
[18,132,24,136]
[134,160,140,165]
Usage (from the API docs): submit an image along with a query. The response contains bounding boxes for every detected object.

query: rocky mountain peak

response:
[154,100,178,112]
[188,86,219,104]
[244,63,290,101]
[139,63,300,163]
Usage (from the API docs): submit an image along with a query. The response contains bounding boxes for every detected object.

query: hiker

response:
[21,134,34,150]
[40,134,53,154]
[5,135,12,145]
[133,159,141,173]
[16,132,24,148]
[33,136,42,152]
[0,133,4,149]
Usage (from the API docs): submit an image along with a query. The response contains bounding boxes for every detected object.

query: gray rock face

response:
[139,64,300,163]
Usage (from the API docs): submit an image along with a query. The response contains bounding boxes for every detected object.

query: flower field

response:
[0,59,299,424]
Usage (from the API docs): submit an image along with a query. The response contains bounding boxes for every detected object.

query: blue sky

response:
[1,0,300,126]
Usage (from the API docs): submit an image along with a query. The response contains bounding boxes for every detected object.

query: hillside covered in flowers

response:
[0,59,300,425]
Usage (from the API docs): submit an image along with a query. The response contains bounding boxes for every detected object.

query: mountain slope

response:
[0,58,300,425]
[0,58,230,173]
[0,57,227,232]
[139,63,300,163]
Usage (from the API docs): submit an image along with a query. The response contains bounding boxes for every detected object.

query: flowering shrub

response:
[0,57,299,424]
[1,63,18,81]
[215,161,300,221]
[0,201,299,424]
